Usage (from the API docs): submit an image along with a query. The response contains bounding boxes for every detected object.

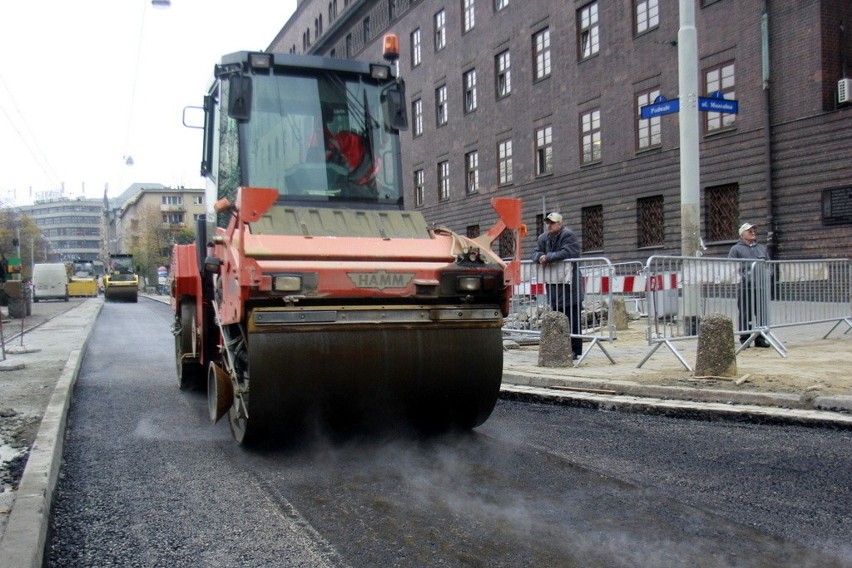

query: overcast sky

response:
[0,0,297,206]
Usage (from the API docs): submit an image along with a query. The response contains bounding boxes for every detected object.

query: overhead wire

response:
[0,73,62,192]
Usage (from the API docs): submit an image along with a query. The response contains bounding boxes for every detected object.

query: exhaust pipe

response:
[207,362,233,423]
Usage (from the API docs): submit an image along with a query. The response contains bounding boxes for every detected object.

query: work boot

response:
[755,336,771,348]
[740,335,750,346]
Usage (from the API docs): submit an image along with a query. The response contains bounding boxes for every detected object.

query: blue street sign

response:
[698,94,739,114]
[640,96,680,119]
[639,92,739,119]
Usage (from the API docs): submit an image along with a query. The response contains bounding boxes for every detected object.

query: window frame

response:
[533,28,551,81]
[463,68,478,114]
[578,2,600,61]
[581,204,604,252]
[704,61,737,133]
[434,9,447,51]
[438,160,450,201]
[436,84,448,127]
[495,50,512,99]
[636,88,662,150]
[704,183,740,243]
[535,125,553,176]
[465,150,480,194]
[497,138,513,185]
[635,0,659,35]
[637,195,665,248]
[462,0,475,33]
[414,169,425,207]
[580,108,602,164]
[412,98,423,137]
[410,28,422,68]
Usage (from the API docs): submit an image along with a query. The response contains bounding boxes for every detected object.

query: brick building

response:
[268,0,852,261]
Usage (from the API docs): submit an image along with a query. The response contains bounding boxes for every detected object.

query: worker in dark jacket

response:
[728,222,770,347]
[532,212,584,359]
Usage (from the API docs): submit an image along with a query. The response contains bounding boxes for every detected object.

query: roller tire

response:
[175,300,204,390]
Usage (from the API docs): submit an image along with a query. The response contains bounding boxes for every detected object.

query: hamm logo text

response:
[347,271,414,290]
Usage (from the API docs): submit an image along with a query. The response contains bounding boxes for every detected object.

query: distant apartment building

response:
[267,0,852,261]
[104,184,206,261]
[19,196,103,262]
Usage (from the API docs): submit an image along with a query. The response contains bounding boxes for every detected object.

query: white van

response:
[32,263,69,302]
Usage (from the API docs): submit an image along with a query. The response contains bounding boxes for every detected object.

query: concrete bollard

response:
[537,311,574,367]
[694,312,737,378]
[612,296,629,331]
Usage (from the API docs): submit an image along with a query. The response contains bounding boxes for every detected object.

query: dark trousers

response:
[736,282,767,333]
[546,283,583,356]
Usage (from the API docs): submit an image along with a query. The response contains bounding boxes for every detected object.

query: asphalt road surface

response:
[46,300,852,567]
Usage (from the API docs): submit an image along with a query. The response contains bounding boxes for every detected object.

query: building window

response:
[581,109,601,164]
[637,195,664,247]
[438,160,450,201]
[410,28,421,68]
[533,28,551,81]
[705,61,736,132]
[163,213,185,224]
[495,50,511,98]
[535,125,553,176]
[434,9,446,51]
[362,17,371,41]
[635,0,659,34]
[414,169,424,207]
[436,85,448,126]
[162,195,182,205]
[705,183,739,242]
[412,98,423,136]
[192,195,203,205]
[498,229,515,259]
[579,2,600,60]
[581,205,604,252]
[463,69,477,113]
[389,0,397,20]
[495,0,508,11]
[463,0,475,33]
[497,139,513,185]
[465,150,479,194]
[636,88,661,149]
[466,225,480,238]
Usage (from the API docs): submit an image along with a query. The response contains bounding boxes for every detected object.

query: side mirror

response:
[228,76,252,121]
[383,81,408,131]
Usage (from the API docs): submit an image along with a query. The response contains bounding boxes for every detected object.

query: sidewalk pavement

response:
[0,296,850,567]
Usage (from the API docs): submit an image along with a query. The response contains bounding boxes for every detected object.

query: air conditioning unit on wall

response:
[839,78,852,104]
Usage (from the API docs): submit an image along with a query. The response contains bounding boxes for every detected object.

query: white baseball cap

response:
[545,212,562,224]
[738,222,756,235]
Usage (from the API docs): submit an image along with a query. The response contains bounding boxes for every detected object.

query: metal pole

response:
[679,0,701,333]
[678,0,700,257]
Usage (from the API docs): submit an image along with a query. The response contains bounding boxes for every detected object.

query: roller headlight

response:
[457,276,482,292]
[273,275,302,292]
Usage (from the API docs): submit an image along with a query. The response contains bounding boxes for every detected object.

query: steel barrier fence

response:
[638,256,852,370]
[504,258,616,364]
[504,255,851,371]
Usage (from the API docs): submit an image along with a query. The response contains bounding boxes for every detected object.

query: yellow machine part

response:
[226,307,504,444]
[68,279,98,297]
[104,279,138,302]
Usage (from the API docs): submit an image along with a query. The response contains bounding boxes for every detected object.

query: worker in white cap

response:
[728,222,771,347]
[531,212,584,359]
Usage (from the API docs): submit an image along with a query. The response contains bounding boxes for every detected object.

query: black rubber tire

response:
[175,300,204,390]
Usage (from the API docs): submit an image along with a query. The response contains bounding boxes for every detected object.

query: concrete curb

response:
[500,384,852,429]
[0,301,102,568]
